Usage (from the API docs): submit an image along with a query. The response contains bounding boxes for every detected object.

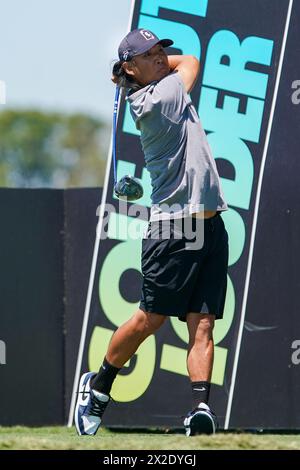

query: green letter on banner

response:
[89,216,155,402]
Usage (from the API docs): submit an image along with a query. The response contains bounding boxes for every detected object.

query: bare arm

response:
[167,55,200,93]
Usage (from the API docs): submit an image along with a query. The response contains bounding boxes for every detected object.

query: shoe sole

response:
[186,411,216,436]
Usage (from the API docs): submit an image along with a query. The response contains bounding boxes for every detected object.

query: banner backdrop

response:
[69,0,300,429]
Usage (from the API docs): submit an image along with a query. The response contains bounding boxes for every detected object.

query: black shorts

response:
[139,212,229,322]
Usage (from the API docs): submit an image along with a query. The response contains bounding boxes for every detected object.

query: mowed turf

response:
[0,427,300,450]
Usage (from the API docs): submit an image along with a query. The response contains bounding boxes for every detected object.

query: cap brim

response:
[158,39,174,48]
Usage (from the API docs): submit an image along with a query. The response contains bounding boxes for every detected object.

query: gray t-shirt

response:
[127,72,228,221]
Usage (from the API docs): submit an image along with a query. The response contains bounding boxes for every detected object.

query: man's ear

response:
[122,62,135,77]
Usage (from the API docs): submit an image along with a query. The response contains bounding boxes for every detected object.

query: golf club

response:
[112,86,143,201]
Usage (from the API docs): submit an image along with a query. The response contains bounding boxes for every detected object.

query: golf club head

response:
[114,175,144,201]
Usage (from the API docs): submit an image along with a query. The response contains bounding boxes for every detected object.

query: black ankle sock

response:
[90,357,121,395]
[191,381,211,408]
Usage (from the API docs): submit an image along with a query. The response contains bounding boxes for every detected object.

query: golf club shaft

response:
[113,86,120,186]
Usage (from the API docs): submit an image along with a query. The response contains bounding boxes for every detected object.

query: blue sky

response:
[0,0,132,122]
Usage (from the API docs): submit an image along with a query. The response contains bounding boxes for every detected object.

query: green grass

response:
[0,427,299,450]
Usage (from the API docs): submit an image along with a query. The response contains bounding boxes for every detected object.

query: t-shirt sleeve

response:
[150,72,191,122]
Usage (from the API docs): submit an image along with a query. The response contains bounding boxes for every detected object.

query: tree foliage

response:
[0,109,109,187]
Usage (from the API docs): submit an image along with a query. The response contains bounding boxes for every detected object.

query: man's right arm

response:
[167,55,200,93]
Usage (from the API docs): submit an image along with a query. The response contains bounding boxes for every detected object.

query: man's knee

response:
[133,309,167,336]
[187,313,215,342]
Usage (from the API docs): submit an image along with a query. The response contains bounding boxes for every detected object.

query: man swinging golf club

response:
[75,28,229,436]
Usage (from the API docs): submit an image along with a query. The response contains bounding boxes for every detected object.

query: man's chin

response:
[157,68,171,81]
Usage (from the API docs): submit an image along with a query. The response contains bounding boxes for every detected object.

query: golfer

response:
[75,28,229,436]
